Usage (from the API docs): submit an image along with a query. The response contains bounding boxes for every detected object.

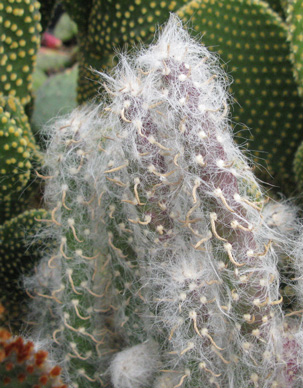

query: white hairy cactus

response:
[24,14,303,388]
[93,15,303,387]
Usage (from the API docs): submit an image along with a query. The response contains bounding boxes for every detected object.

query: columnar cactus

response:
[24,107,122,388]
[23,14,303,388]
[93,15,303,387]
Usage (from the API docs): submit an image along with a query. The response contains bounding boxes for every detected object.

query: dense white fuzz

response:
[110,342,160,388]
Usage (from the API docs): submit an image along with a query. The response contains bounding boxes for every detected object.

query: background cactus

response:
[0,96,35,200]
[31,65,78,137]
[287,0,303,98]
[0,96,42,221]
[0,209,51,329]
[0,0,42,106]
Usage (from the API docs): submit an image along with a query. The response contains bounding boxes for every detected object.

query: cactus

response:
[176,0,303,192]
[23,15,303,388]
[53,13,78,43]
[294,139,303,190]
[92,15,303,387]
[0,96,41,201]
[31,65,78,137]
[0,0,42,106]
[24,107,122,388]
[61,0,189,103]
[287,0,303,98]
[0,209,52,329]
[60,0,303,194]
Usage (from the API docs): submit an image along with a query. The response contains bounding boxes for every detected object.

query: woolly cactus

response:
[24,15,303,388]
[91,15,303,387]
[24,107,120,388]
[61,0,303,194]
[0,0,42,106]
[63,0,189,103]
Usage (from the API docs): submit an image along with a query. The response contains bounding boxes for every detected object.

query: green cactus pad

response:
[60,0,92,33]
[0,180,42,223]
[178,0,303,193]
[35,47,73,73]
[0,209,51,329]
[31,65,78,135]
[0,0,42,106]
[0,96,41,200]
[287,0,303,97]
[54,12,78,42]
[294,139,303,190]
[266,0,285,17]
[87,0,188,54]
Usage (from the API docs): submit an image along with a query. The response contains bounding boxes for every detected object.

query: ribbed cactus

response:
[24,15,303,388]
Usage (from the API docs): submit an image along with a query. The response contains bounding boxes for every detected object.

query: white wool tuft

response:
[110,342,160,388]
